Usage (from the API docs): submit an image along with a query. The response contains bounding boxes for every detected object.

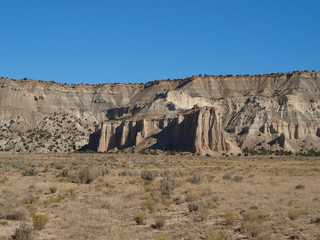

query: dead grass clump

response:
[225,213,237,225]
[244,222,262,238]
[0,207,28,221]
[0,219,8,225]
[134,214,146,225]
[49,186,57,193]
[185,193,198,202]
[0,177,8,184]
[242,209,265,238]
[11,223,33,240]
[194,209,210,222]
[154,216,166,229]
[161,196,172,208]
[32,214,49,231]
[203,197,219,209]
[25,196,40,204]
[25,204,37,216]
[208,230,231,240]
[142,197,157,213]
[243,210,265,222]
[288,209,299,220]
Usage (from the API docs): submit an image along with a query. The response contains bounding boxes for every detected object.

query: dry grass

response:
[0,152,320,239]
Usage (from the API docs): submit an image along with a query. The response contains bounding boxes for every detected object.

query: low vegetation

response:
[0,152,319,239]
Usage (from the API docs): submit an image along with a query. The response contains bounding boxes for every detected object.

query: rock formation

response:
[1,71,320,154]
[90,107,233,155]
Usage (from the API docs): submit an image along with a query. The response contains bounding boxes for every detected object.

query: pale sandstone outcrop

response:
[91,107,235,155]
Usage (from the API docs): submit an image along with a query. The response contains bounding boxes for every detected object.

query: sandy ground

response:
[0,152,319,240]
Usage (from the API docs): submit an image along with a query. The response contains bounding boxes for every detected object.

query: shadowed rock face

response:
[1,71,320,153]
[90,107,232,155]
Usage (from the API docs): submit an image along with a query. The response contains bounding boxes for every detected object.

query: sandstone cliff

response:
[1,71,320,154]
[90,107,234,155]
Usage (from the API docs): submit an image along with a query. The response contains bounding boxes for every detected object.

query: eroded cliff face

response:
[1,71,320,154]
[90,107,234,155]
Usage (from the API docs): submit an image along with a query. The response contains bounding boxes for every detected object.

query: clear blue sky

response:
[0,0,319,84]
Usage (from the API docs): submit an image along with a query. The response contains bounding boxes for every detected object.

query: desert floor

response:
[0,152,319,240]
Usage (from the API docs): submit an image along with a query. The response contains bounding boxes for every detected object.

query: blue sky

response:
[0,0,319,84]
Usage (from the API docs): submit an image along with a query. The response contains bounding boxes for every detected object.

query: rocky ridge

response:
[0,71,320,154]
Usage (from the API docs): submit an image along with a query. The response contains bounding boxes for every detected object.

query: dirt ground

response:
[0,152,319,240]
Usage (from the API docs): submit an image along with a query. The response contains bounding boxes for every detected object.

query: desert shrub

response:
[232,175,243,182]
[101,168,111,176]
[0,177,8,184]
[288,209,299,220]
[244,222,262,238]
[26,195,39,204]
[190,173,203,184]
[173,196,184,205]
[161,196,173,207]
[65,188,76,198]
[225,213,237,225]
[188,202,200,212]
[154,216,166,229]
[142,198,157,213]
[203,197,219,209]
[134,214,146,225]
[208,230,231,240]
[22,167,39,176]
[51,162,65,170]
[128,170,139,176]
[32,214,49,231]
[222,173,232,180]
[178,170,185,177]
[49,186,57,194]
[295,184,305,190]
[160,170,175,196]
[12,223,33,240]
[257,235,273,240]
[0,207,27,221]
[185,194,198,202]
[141,170,156,181]
[61,169,69,177]
[78,167,100,184]
[243,210,265,222]
[25,204,37,216]
[118,170,128,176]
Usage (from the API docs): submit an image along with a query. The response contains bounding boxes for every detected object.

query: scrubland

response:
[0,152,319,240]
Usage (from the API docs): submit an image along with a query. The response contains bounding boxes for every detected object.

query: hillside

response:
[1,71,320,154]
